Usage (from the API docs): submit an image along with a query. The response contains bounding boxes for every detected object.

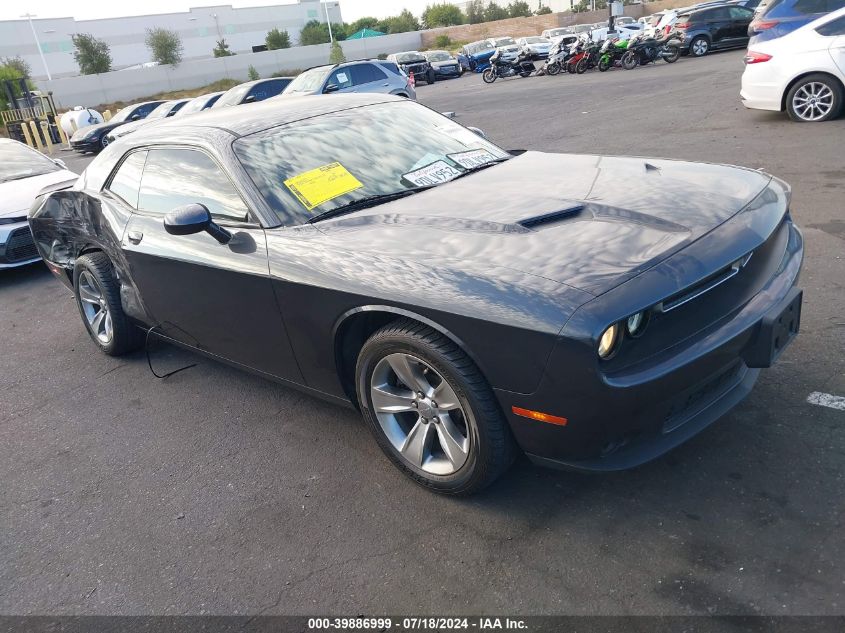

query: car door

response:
[818,14,845,74]
[705,7,733,45]
[119,146,303,383]
[728,6,755,43]
[350,63,391,94]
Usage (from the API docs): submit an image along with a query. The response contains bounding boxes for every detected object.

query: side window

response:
[106,150,147,208]
[793,0,828,12]
[247,79,288,102]
[138,148,250,222]
[136,103,155,117]
[352,63,388,85]
[378,61,402,76]
[816,14,845,34]
[328,67,353,89]
[708,7,731,20]
[729,6,753,18]
[167,101,186,116]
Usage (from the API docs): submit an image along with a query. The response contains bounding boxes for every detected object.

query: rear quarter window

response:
[378,62,402,75]
[816,13,845,33]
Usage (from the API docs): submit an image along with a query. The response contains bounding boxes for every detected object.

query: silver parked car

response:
[281,60,416,100]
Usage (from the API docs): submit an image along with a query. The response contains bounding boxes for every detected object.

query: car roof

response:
[132,93,402,141]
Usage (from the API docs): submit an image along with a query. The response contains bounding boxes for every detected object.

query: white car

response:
[541,27,574,39]
[741,7,845,122]
[516,36,553,58]
[487,36,521,61]
[0,139,78,268]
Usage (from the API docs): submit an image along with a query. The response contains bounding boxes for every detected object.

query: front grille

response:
[5,226,38,263]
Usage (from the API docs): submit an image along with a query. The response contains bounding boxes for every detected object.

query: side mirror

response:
[53,158,67,170]
[467,126,487,139]
[323,83,340,94]
[164,203,231,244]
[243,94,257,104]
[130,114,141,121]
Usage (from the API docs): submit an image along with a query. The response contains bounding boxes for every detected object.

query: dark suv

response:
[673,5,756,56]
[212,77,293,108]
[749,0,845,42]
[387,52,436,84]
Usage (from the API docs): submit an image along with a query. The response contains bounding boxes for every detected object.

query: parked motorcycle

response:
[482,50,537,83]
[543,37,578,76]
[620,32,681,70]
[573,41,603,74]
[598,38,630,72]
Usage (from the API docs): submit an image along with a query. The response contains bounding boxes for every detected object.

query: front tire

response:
[546,61,561,75]
[785,74,844,122]
[664,45,680,63]
[356,319,515,495]
[482,68,496,83]
[426,69,436,84]
[621,51,638,70]
[73,253,143,356]
[575,58,588,74]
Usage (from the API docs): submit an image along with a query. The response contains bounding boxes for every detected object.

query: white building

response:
[2,2,343,79]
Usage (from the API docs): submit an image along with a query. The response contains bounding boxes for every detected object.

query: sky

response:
[2,1,435,24]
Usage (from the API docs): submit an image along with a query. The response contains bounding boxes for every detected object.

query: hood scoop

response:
[517,204,584,229]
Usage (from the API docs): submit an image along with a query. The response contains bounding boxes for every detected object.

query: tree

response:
[348,17,380,33]
[1,56,31,78]
[145,27,183,66]
[422,3,465,28]
[329,41,346,64]
[484,2,510,21]
[0,62,31,110]
[535,4,553,14]
[71,33,112,75]
[265,28,291,50]
[508,1,533,17]
[377,9,421,34]
[247,65,260,80]
[213,38,234,57]
[299,20,346,45]
[463,0,484,22]
[572,0,589,11]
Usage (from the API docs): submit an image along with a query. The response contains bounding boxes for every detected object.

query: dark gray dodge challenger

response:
[29,94,803,494]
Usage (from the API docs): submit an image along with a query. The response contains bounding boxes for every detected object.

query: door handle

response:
[383,82,390,86]
[127,230,143,244]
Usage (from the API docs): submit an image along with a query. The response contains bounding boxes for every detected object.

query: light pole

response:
[21,13,52,81]
[323,1,335,44]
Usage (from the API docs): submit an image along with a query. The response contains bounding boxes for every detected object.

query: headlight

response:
[626,310,649,338]
[597,323,621,359]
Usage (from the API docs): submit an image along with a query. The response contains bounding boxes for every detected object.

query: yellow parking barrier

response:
[103,109,112,121]
[70,119,78,132]
[56,119,69,146]
[39,121,54,154]
[21,123,35,148]
[28,121,44,151]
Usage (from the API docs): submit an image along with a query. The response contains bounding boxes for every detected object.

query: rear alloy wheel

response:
[356,319,515,495]
[73,253,143,356]
[786,74,843,122]
[689,36,710,57]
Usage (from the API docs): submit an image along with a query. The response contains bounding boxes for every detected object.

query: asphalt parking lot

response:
[2,49,844,616]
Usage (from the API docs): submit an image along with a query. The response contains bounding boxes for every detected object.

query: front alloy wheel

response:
[356,319,515,495]
[482,68,496,83]
[100,135,109,150]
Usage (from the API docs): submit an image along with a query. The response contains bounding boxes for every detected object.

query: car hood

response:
[0,170,78,217]
[70,120,124,141]
[315,152,772,296]
[110,117,158,137]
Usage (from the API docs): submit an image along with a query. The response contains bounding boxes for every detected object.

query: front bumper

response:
[69,137,101,152]
[497,218,804,472]
[433,66,461,78]
[0,221,40,268]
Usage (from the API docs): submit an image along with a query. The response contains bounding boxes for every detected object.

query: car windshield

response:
[0,142,60,182]
[213,84,252,108]
[469,41,495,53]
[396,52,426,63]
[425,51,452,61]
[234,101,511,226]
[492,37,517,46]
[176,93,219,116]
[284,66,332,93]
[110,104,141,123]
[146,101,175,120]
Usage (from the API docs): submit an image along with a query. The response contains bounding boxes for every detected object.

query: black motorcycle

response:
[482,50,536,83]
[620,32,682,70]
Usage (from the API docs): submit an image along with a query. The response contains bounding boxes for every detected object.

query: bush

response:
[535,5,553,14]
[266,28,291,50]
[329,40,346,64]
[434,35,452,48]
[213,38,234,57]
[377,53,388,60]
[247,65,259,80]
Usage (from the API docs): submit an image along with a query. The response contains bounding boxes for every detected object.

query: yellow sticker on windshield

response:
[284,162,363,211]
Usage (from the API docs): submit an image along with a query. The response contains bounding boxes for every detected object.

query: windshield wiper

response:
[307,186,435,224]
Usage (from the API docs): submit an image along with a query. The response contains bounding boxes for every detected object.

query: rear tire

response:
[482,68,496,83]
[356,319,516,495]
[73,253,143,356]
[575,58,588,74]
[664,45,680,63]
[785,74,844,122]
[689,35,710,57]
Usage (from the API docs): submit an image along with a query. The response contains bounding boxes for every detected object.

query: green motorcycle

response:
[598,38,631,72]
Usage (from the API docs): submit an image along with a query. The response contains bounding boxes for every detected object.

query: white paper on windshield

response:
[402,161,462,187]
[447,149,499,170]
[336,72,348,83]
